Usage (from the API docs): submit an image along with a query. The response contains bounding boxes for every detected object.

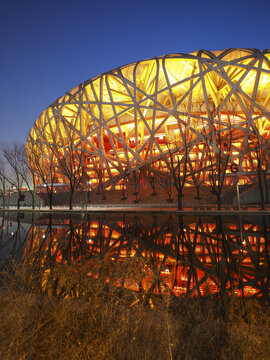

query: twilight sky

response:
[0,0,269,144]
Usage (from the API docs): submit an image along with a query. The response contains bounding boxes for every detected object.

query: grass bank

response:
[0,261,270,360]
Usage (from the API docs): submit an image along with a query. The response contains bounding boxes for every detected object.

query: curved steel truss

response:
[26,48,270,189]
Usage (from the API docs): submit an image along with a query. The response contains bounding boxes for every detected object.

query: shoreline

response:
[1,204,270,215]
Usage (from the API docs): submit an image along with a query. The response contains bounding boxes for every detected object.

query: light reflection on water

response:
[0,212,269,300]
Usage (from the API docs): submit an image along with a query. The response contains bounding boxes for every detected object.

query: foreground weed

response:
[0,262,270,360]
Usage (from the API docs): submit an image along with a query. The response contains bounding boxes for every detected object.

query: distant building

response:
[26,49,270,195]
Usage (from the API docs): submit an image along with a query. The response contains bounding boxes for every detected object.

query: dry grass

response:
[0,261,270,360]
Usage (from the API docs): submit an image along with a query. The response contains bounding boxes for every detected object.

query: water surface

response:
[0,212,269,300]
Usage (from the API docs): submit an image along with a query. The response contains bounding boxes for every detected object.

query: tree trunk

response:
[258,168,265,210]
[217,192,221,210]
[69,187,74,210]
[49,193,53,210]
[17,193,20,209]
[2,196,5,209]
[46,187,53,210]
[195,186,201,200]
[263,171,269,204]
[121,186,127,200]
[177,191,182,210]
[31,192,35,209]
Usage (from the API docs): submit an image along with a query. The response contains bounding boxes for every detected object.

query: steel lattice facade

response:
[26,48,270,191]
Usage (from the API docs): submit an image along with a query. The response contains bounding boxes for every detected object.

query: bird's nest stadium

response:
[26,48,270,194]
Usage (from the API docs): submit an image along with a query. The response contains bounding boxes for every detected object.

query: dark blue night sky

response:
[1,0,269,144]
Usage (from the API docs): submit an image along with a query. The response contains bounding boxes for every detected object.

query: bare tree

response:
[1,143,27,209]
[187,144,206,200]
[202,125,233,210]
[167,141,190,210]
[119,167,129,201]
[262,158,270,205]
[18,144,37,209]
[129,169,141,203]
[0,157,7,209]
[50,142,87,210]
[26,138,58,210]
[159,172,173,203]
[247,136,268,210]
[146,165,158,196]
[89,154,106,200]
[119,179,127,200]
[2,143,36,209]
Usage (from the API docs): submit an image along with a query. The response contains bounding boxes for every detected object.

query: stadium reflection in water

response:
[1,213,270,300]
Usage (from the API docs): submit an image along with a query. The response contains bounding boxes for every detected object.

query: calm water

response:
[0,212,269,300]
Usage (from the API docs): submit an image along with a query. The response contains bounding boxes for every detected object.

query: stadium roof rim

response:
[49,48,269,106]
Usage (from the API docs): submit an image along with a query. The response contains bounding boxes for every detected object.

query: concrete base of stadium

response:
[0,181,269,210]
